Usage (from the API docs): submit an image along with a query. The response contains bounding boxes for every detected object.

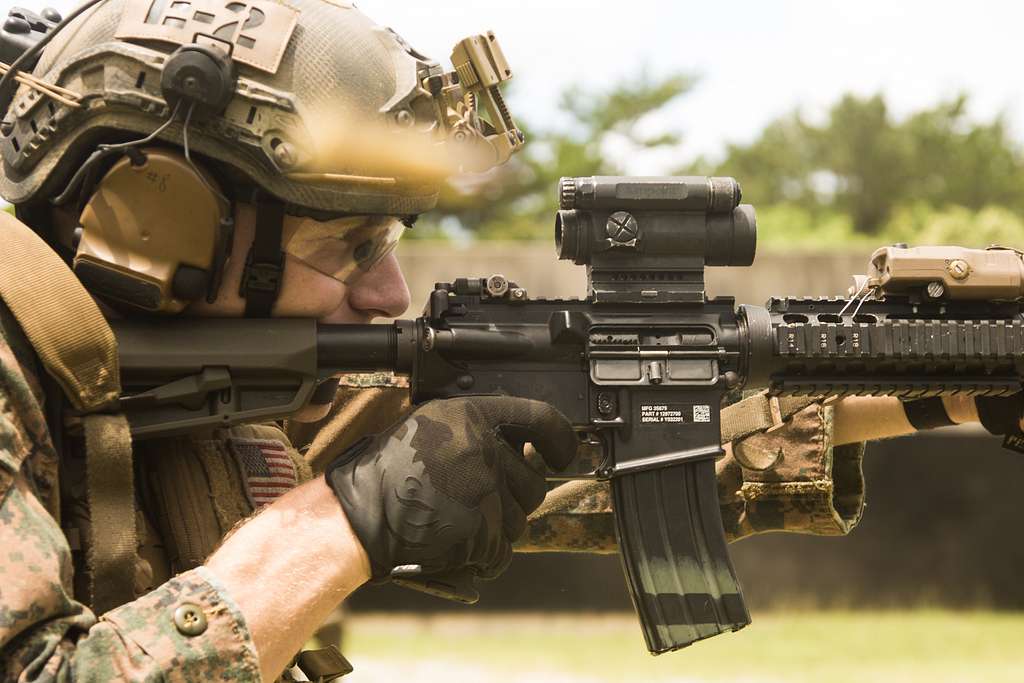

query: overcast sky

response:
[7,0,1024,167]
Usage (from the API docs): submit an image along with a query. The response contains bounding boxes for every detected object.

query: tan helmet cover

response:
[0,0,519,215]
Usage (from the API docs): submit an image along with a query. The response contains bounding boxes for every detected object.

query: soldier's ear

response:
[74,147,233,314]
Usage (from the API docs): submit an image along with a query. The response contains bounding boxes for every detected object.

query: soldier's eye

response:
[353,240,374,264]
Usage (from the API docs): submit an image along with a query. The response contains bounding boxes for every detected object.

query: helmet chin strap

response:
[240,193,286,317]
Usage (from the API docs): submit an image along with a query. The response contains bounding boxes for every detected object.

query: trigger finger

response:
[477,538,513,580]
[499,484,528,540]
[522,443,547,475]
[499,443,547,513]
[518,403,577,473]
[475,397,578,472]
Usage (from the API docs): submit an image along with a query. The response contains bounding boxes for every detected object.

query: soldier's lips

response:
[317,301,375,325]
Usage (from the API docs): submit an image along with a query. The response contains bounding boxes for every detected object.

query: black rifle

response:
[110,176,1024,654]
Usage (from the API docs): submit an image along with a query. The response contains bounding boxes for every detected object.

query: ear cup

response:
[75,148,226,313]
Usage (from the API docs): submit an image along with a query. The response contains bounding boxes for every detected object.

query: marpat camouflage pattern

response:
[518,400,866,553]
[0,305,261,682]
[294,378,866,555]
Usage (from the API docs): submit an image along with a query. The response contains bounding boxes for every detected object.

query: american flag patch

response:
[228,438,299,509]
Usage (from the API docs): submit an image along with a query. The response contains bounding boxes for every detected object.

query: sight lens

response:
[555,210,584,264]
[706,205,757,267]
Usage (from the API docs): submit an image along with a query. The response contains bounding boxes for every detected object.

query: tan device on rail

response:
[866,245,1024,301]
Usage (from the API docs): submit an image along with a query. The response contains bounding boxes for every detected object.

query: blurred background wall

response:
[396,243,869,308]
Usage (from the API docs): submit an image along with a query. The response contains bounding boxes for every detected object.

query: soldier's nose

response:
[347,251,411,320]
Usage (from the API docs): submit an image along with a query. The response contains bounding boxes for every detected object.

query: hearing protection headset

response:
[69,43,285,315]
[74,147,232,313]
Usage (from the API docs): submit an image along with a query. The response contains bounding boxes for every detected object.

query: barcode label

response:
[640,403,713,425]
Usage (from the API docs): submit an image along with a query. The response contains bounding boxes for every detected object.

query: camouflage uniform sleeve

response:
[0,306,261,681]
[517,400,866,552]
[718,399,865,539]
[1,471,262,682]
[285,372,411,473]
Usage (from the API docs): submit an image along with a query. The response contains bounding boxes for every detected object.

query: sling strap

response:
[720,392,820,444]
[0,212,136,611]
[0,211,119,411]
[84,414,137,613]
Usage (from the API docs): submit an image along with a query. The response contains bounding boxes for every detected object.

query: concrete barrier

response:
[396,242,869,310]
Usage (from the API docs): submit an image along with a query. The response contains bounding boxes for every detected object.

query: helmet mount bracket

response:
[160,44,236,121]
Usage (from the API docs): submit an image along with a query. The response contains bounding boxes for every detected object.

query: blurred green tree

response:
[414,71,696,240]
[686,93,1024,234]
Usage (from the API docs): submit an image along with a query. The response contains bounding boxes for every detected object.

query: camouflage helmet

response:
[0,0,523,215]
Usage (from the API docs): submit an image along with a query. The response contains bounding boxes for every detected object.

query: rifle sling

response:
[720,393,819,444]
[0,211,120,411]
[0,212,136,612]
[83,414,138,614]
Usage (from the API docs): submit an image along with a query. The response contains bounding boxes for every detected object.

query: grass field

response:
[341,611,1024,683]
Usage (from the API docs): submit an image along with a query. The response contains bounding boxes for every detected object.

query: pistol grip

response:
[389,565,480,604]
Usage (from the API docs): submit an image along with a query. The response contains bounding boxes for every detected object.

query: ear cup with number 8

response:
[75,148,228,313]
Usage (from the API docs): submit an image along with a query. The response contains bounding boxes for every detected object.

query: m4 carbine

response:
[110,176,1024,654]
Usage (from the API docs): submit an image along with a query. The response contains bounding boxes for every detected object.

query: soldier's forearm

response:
[206,477,370,682]
[830,395,980,446]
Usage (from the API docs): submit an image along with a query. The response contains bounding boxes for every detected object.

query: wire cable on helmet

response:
[0,0,109,99]
[52,101,183,206]
[53,100,231,211]
[182,101,231,210]
[51,147,125,206]
[97,101,182,152]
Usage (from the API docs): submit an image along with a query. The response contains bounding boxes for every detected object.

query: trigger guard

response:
[390,565,480,604]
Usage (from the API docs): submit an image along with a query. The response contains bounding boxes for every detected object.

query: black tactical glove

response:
[975,393,1024,436]
[974,393,1024,453]
[325,396,576,598]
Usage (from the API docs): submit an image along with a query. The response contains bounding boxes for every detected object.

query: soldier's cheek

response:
[275,255,350,320]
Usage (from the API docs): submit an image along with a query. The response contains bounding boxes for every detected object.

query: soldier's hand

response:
[975,393,1024,437]
[325,396,576,582]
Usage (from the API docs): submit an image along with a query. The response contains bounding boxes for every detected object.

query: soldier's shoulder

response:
[0,301,57,496]
[0,301,43,391]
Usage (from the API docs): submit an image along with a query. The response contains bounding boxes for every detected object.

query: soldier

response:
[0,1,574,681]
[1,1,1020,682]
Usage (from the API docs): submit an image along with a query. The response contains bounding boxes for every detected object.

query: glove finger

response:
[476,537,513,580]
[464,490,504,570]
[497,442,548,514]
[522,443,547,475]
[473,396,578,472]
[497,480,529,540]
